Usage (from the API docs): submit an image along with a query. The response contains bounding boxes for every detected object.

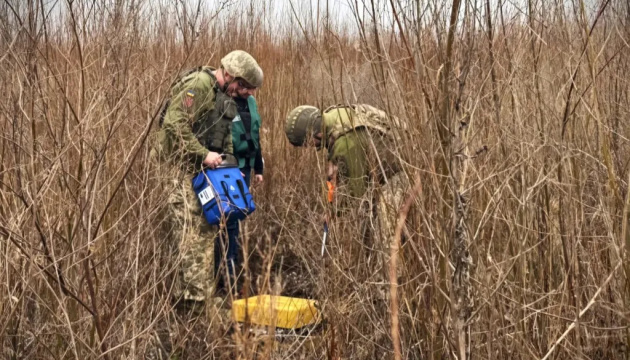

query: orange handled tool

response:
[322,178,335,257]
[326,180,335,203]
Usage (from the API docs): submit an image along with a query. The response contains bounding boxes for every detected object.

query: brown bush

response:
[1,0,629,359]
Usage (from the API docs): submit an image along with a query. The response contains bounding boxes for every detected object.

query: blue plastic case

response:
[191,166,256,225]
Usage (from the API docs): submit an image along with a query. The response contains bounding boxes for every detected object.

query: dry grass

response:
[1,0,630,359]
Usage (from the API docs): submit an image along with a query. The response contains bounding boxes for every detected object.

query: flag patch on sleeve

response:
[183,90,195,108]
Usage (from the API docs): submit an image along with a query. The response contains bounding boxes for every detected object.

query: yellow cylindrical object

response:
[231,295,320,329]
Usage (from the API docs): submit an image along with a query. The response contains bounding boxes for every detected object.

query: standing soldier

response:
[154,50,263,314]
[284,104,409,284]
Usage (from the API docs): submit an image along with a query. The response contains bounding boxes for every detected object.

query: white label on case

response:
[198,187,214,206]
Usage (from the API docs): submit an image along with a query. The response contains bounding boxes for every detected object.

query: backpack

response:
[191,166,256,225]
[352,104,408,133]
[323,104,408,141]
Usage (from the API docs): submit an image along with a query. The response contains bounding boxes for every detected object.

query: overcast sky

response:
[32,0,604,39]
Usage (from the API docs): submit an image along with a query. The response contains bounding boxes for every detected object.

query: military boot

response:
[174,299,206,319]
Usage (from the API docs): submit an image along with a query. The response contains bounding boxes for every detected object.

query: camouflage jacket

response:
[155,67,235,172]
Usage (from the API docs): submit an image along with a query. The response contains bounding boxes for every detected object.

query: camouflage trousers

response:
[347,172,410,355]
[371,172,410,283]
[166,176,219,302]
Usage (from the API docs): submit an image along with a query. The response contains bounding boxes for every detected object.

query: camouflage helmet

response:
[221,50,263,88]
[285,106,323,147]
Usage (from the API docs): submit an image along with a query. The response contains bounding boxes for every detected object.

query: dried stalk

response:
[390,176,422,360]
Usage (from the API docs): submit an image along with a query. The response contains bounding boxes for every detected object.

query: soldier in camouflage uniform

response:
[285,104,409,281]
[154,50,263,310]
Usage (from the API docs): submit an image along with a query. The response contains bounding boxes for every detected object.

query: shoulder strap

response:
[323,104,345,113]
[200,67,218,92]
[167,66,201,88]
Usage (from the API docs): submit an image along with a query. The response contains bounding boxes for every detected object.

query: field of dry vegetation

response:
[1,0,630,359]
